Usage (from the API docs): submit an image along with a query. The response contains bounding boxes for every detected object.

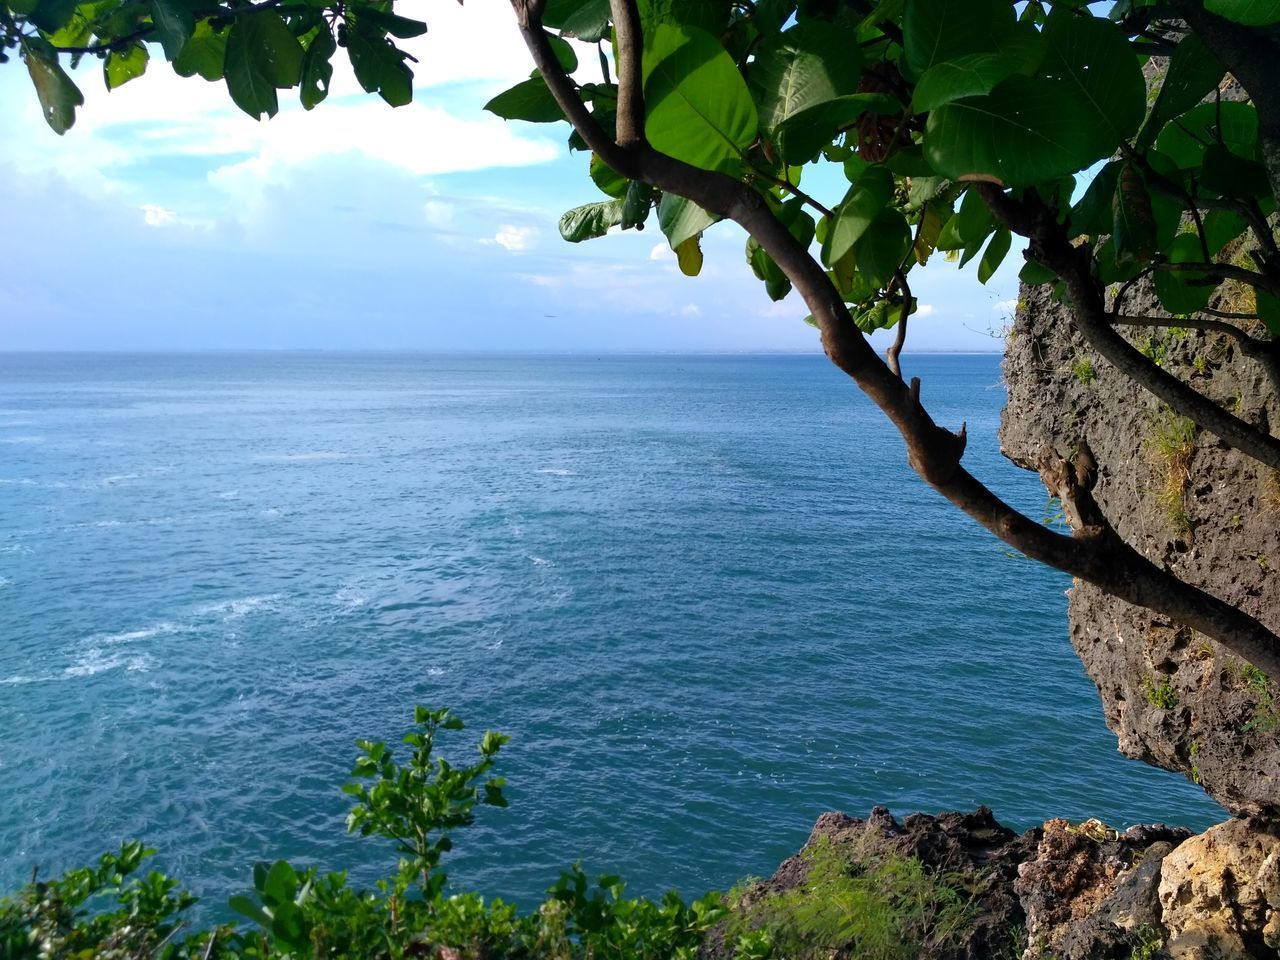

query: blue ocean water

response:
[0,352,1219,916]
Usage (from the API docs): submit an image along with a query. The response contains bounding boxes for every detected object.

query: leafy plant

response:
[1142,675,1179,710]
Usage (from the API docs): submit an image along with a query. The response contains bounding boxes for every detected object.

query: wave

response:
[2,651,156,685]
[527,556,553,567]
[535,468,574,476]
[0,436,44,444]
[93,621,184,645]
[100,473,141,485]
[0,576,11,587]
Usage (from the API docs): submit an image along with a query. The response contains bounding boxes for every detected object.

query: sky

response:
[0,3,1024,353]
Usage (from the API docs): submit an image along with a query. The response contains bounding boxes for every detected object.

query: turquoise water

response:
[0,352,1218,915]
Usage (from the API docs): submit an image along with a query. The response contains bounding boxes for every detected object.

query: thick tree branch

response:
[509,0,1280,675]
[977,183,1280,471]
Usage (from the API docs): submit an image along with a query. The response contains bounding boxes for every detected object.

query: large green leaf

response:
[902,0,1012,76]
[356,8,427,39]
[485,76,565,123]
[174,21,227,81]
[773,92,899,165]
[977,227,1011,283]
[544,0,611,41]
[657,193,720,248]
[638,0,730,34]
[1156,101,1258,169]
[912,53,1023,112]
[1069,160,1121,238]
[224,12,303,119]
[822,165,893,268]
[924,75,1096,186]
[1136,34,1224,150]
[150,0,194,61]
[853,207,911,289]
[1038,10,1145,162]
[299,26,335,110]
[749,21,862,136]
[1154,233,1215,314]
[347,26,412,107]
[937,187,992,250]
[104,42,148,89]
[747,237,791,301]
[643,23,758,175]
[1205,0,1280,25]
[590,154,628,198]
[560,199,625,242]
[22,36,82,134]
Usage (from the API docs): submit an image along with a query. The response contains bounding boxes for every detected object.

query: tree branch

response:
[509,0,1280,675]
[977,183,1280,471]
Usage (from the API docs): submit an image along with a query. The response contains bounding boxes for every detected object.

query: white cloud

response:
[517,273,562,288]
[649,243,673,261]
[679,304,701,317]
[492,225,535,252]
[994,298,1018,312]
[915,303,935,317]
[141,205,176,227]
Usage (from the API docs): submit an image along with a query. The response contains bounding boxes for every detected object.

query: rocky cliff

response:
[998,282,1280,818]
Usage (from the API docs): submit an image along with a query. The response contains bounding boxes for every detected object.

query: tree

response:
[3,0,1278,672]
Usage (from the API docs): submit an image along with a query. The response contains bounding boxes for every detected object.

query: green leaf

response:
[1204,0,1280,25]
[1154,233,1215,314]
[853,300,896,333]
[104,43,148,90]
[1202,208,1247,255]
[224,13,303,119]
[1157,101,1258,170]
[903,0,1012,76]
[1201,143,1270,198]
[643,23,758,175]
[347,26,413,107]
[589,154,628,198]
[485,76,564,122]
[546,33,579,72]
[22,37,83,135]
[977,227,1011,283]
[823,165,893,268]
[1068,160,1121,238]
[1019,259,1056,285]
[657,193,720,248]
[774,93,899,165]
[1257,289,1280,335]
[749,21,862,136]
[747,237,791,301]
[853,208,911,289]
[271,900,307,950]
[357,7,427,38]
[936,187,991,251]
[1038,10,1145,162]
[924,75,1095,187]
[912,53,1022,112]
[174,21,227,81]
[150,0,194,61]
[1136,33,1224,150]
[547,0,610,42]
[26,0,77,33]
[559,199,625,242]
[228,894,271,927]
[300,26,335,110]
[622,180,653,229]
[675,235,703,276]
[263,860,299,906]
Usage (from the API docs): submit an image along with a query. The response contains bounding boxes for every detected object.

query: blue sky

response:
[0,5,1023,352]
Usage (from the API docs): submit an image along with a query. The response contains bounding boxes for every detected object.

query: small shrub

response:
[1142,676,1179,710]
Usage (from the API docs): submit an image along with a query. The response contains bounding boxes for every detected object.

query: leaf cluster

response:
[0,706,743,960]
[482,0,1280,342]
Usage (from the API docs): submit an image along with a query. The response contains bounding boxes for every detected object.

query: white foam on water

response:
[0,576,11,587]
[333,587,370,610]
[93,621,183,645]
[0,436,44,445]
[0,478,36,485]
[527,556,552,567]
[93,520,125,528]
[260,508,281,518]
[197,594,284,621]
[426,667,445,677]
[100,473,140,485]
[218,490,240,499]
[62,648,156,679]
[535,468,574,476]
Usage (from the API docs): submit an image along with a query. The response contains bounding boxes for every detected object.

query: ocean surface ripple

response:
[0,352,1219,917]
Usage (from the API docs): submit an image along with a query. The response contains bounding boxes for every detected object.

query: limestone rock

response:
[1158,818,1280,959]
[999,283,1280,817]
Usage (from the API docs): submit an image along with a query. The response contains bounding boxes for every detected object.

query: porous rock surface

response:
[998,282,1280,817]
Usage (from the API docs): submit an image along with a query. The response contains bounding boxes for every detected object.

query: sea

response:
[0,352,1220,918]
